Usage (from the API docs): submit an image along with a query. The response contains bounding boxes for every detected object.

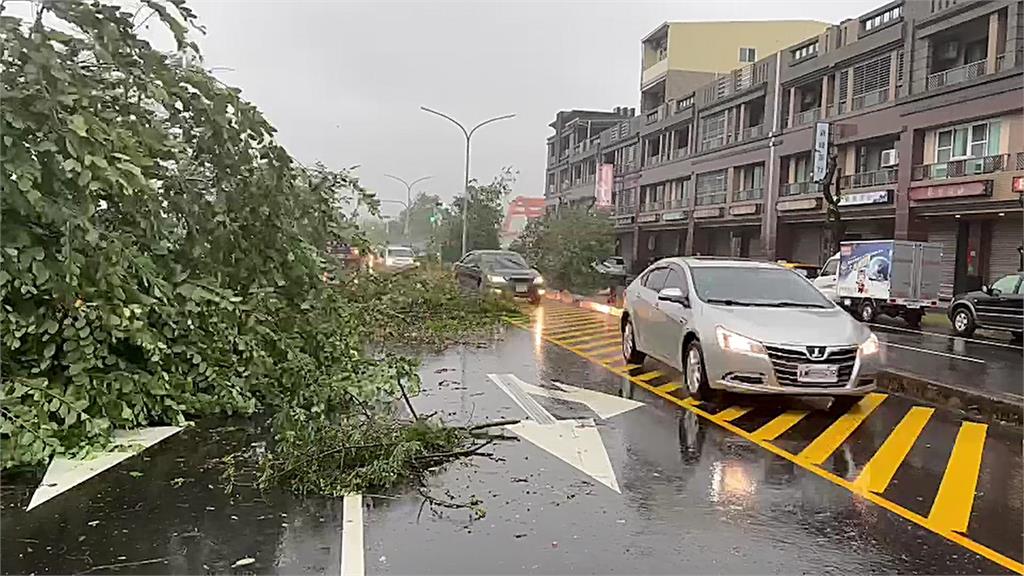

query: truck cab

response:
[812,254,841,302]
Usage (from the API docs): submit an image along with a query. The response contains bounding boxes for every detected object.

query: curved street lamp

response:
[384,173,431,238]
[421,106,515,256]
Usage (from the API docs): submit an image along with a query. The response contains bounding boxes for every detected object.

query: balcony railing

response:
[733,187,764,202]
[996,53,1007,72]
[644,104,667,125]
[851,88,889,111]
[780,181,822,196]
[665,197,688,210]
[911,154,1008,180]
[826,100,847,117]
[741,124,764,140]
[792,107,820,127]
[694,192,728,206]
[614,204,636,216]
[669,147,689,160]
[640,201,664,213]
[840,168,898,189]
[645,154,666,167]
[926,59,986,90]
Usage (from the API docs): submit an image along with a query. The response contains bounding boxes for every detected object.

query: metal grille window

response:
[695,170,728,205]
[700,112,727,150]
[896,50,905,85]
[838,69,849,101]
[852,54,891,96]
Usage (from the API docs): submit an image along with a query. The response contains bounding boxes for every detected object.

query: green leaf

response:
[68,114,88,137]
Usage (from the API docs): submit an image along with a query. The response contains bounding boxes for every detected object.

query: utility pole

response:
[420,106,515,256]
[384,174,431,240]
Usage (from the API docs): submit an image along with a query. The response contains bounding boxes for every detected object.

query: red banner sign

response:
[909,182,990,200]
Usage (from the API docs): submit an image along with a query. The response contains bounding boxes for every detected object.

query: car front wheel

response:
[951,306,976,337]
[622,319,646,365]
[684,340,713,402]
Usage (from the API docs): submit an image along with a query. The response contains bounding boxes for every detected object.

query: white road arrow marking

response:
[487,373,631,493]
[514,377,644,419]
[27,426,183,511]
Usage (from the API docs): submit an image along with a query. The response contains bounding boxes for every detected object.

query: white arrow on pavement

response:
[487,374,642,493]
[27,426,183,511]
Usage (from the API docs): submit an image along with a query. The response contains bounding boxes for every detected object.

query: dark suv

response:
[948,272,1023,340]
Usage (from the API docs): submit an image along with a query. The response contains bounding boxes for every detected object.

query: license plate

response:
[515,283,528,293]
[905,303,921,309]
[797,364,839,383]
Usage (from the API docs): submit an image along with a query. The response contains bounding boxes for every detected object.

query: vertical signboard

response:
[813,122,830,183]
[595,163,614,207]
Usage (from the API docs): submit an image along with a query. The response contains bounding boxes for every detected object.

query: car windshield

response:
[481,253,529,270]
[690,266,833,308]
[387,247,414,258]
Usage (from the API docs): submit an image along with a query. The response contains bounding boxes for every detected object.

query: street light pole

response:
[420,106,515,256]
[384,174,431,239]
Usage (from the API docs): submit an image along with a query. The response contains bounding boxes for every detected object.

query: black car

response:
[948,272,1023,339]
[454,250,544,304]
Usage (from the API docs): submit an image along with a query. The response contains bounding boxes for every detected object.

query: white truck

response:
[813,240,942,327]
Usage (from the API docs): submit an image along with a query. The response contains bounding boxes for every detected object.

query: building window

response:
[935,120,1000,162]
[700,112,727,150]
[792,41,819,61]
[863,5,902,32]
[739,47,756,63]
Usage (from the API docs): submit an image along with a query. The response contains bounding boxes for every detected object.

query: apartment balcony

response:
[642,58,670,87]
[640,201,665,213]
[665,197,688,210]
[791,107,821,128]
[732,187,764,202]
[996,53,1007,72]
[669,147,689,160]
[926,59,986,91]
[644,104,667,125]
[850,88,889,112]
[780,181,822,197]
[911,154,1009,181]
[740,124,764,141]
[840,168,898,189]
[700,133,737,153]
[826,101,847,117]
[694,191,728,206]
[614,203,636,216]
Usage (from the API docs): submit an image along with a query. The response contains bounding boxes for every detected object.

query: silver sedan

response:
[621,257,880,412]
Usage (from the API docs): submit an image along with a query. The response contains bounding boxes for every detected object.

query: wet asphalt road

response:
[2,300,1022,574]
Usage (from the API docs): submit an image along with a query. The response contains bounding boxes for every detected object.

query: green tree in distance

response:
[435,168,514,261]
[512,207,614,292]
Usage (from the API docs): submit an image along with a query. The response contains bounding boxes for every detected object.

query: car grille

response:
[507,276,533,285]
[764,345,857,387]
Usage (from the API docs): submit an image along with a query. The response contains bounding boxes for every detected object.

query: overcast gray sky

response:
[190,0,882,217]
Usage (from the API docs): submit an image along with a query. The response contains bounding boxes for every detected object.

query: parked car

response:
[593,256,627,276]
[621,257,880,412]
[378,245,418,272]
[454,250,543,304]
[947,272,1023,340]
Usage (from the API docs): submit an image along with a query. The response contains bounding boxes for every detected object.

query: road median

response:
[541,291,1023,427]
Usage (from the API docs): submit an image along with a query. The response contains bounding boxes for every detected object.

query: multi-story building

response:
[544,0,1024,299]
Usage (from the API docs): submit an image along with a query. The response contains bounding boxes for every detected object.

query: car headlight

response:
[533,276,544,285]
[715,326,766,356]
[487,274,507,284]
[859,333,880,356]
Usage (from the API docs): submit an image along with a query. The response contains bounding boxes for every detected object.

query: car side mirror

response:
[981,284,991,295]
[658,287,690,307]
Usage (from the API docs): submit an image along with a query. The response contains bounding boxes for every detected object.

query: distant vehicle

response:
[813,240,941,327]
[379,245,418,272]
[593,256,627,276]
[621,257,880,412]
[325,240,368,270]
[454,250,543,304]
[776,261,820,279]
[947,272,1023,340]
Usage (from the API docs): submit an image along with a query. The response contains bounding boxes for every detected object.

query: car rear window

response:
[387,247,414,258]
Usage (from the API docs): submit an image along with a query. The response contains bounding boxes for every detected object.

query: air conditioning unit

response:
[937,41,959,60]
[881,149,899,167]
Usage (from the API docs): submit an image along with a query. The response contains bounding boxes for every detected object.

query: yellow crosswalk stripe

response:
[656,381,682,393]
[548,326,611,340]
[928,421,988,532]
[562,331,620,344]
[544,318,607,331]
[714,406,752,422]
[797,393,887,465]
[587,345,622,357]
[574,337,621,350]
[751,410,809,441]
[633,370,665,382]
[613,364,641,373]
[853,406,934,494]
[542,310,594,320]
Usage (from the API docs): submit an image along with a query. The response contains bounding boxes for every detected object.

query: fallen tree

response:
[0,0,515,495]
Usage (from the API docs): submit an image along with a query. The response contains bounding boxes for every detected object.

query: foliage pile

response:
[512,207,615,292]
[0,0,513,493]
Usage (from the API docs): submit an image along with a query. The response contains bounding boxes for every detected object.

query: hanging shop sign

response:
[661,211,687,222]
[776,198,820,212]
[614,215,634,226]
[637,213,660,224]
[839,189,892,206]
[729,204,759,216]
[693,207,722,219]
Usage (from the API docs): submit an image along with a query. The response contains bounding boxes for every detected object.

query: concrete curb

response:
[542,291,1023,426]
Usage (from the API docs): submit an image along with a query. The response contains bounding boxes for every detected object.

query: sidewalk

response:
[542,291,1023,426]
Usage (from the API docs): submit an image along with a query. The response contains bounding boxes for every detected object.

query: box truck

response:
[813,240,942,326]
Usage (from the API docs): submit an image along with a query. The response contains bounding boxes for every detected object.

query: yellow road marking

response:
[715,406,752,422]
[656,381,682,393]
[562,331,620,344]
[633,370,664,382]
[544,316,613,329]
[506,320,1024,573]
[854,406,934,494]
[541,310,596,321]
[751,410,809,441]
[544,318,610,332]
[587,345,622,357]
[612,364,641,373]
[929,421,988,533]
[574,337,622,350]
[797,393,887,465]
[546,326,612,340]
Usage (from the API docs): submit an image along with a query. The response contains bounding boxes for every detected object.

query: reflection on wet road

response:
[1,299,1021,575]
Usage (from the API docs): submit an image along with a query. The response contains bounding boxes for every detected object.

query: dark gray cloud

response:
[192,0,882,216]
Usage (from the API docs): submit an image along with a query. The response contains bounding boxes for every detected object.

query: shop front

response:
[690,205,763,258]
[776,194,895,265]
